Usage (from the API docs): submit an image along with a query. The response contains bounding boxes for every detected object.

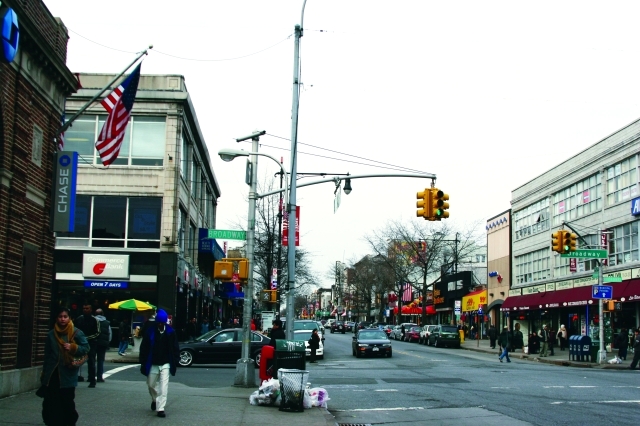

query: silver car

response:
[419,325,437,345]
[389,325,403,340]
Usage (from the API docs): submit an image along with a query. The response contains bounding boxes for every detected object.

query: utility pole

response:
[597,227,605,364]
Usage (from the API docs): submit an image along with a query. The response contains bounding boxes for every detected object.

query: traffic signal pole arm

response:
[257,172,436,199]
[561,222,589,251]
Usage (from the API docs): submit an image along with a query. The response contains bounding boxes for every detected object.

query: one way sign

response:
[592,285,612,299]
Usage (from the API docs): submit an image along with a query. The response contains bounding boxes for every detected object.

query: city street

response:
[101,331,640,425]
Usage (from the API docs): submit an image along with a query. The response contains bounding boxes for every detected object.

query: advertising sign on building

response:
[52,151,78,233]
[82,254,130,279]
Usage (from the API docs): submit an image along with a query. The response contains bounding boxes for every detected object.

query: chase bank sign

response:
[632,196,640,217]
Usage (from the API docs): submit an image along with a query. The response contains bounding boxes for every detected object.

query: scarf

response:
[54,320,79,367]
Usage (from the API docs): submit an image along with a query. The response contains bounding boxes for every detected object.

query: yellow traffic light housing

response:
[432,189,449,220]
[551,231,563,253]
[262,290,277,303]
[562,230,572,253]
[238,260,249,280]
[213,261,233,280]
[569,233,577,251]
[416,189,429,219]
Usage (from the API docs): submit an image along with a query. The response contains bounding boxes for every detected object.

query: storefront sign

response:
[523,285,545,295]
[556,280,573,291]
[52,152,78,233]
[631,196,640,216]
[509,289,522,297]
[84,281,129,289]
[1,7,19,63]
[573,275,597,288]
[545,283,556,292]
[82,254,130,279]
[462,290,487,312]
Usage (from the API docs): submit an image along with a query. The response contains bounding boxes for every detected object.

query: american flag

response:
[402,283,413,302]
[95,64,141,166]
[58,110,65,151]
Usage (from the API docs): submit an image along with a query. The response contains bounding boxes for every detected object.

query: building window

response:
[191,157,200,196]
[56,195,161,249]
[515,248,550,284]
[188,222,197,261]
[553,174,602,226]
[606,155,638,206]
[63,114,165,166]
[608,222,639,267]
[178,206,187,253]
[514,199,550,240]
[180,133,189,178]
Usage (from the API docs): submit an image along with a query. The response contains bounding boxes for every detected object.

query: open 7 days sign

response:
[82,254,130,279]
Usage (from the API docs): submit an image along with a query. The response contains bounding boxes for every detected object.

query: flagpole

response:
[56,45,153,138]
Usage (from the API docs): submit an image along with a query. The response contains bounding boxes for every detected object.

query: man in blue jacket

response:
[139,309,179,418]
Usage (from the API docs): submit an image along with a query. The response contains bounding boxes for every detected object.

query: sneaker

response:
[97,378,105,383]
[118,352,124,356]
[151,401,156,411]
[499,358,502,362]
[78,376,85,382]
[157,411,165,418]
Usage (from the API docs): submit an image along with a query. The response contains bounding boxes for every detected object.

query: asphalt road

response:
[101,330,640,425]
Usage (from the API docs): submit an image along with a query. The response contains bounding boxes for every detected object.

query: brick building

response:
[0,0,76,396]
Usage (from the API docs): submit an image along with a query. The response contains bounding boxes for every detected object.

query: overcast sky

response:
[44,0,640,288]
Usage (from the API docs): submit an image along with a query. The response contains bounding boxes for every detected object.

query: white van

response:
[325,319,335,329]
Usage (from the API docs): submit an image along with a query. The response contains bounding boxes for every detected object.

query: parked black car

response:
[178,328,270,367]
[352,329,392,358]
[331,321,346,334]
[427,325,461,348]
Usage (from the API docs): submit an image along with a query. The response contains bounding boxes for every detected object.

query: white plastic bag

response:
[608,356,622,364]
[307,387,330,408]
[524,346,529,354]
[303,390,313,409]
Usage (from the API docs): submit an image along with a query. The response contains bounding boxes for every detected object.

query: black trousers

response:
[42,367,78,426]
[310,348,317,362]
[630,350,640,369]
[86,342,97,383]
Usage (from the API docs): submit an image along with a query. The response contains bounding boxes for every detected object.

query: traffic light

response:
[262,290,277,303]
[562,230,572,253]
[416,189,429,219]
[569,232,577,251]
[431,189,449,220]
[551,230,563,253]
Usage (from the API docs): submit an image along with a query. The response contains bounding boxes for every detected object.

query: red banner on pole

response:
[282,206,300,246]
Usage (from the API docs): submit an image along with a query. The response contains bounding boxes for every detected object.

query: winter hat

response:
[156,309,168,324]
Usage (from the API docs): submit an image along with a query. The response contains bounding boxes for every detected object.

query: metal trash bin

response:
[274,340,306,378]
[277,368,309,412]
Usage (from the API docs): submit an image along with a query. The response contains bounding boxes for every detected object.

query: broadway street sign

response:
[561,249,607,259]
[207,229,246,240]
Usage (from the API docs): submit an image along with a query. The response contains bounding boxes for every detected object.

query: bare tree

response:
[364,219,483,325]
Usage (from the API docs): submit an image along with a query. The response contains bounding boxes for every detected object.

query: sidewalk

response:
[459,337,631,369]
[0,348,334,426]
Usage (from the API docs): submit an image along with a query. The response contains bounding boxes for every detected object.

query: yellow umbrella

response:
[108,299,155,311]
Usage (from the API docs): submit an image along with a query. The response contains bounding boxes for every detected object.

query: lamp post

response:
[218,132,292,388]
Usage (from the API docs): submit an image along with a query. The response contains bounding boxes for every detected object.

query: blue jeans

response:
[499,346,511,362]
[118,340,128,354]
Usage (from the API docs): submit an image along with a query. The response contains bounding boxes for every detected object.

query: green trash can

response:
[274,340,306,378]
[590,340,600,363]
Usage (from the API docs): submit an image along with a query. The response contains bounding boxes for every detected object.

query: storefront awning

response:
[501,279,640,311]
[462,289,487,312]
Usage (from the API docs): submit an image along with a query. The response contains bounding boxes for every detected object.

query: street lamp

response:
[218,133,289,387]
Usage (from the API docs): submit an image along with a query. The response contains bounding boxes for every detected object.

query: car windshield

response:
[358,331,387,340]
[441,326,458,333]
[294,321,318,331]
[410,327,421,332]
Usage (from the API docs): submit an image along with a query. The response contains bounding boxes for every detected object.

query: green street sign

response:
[207,229,247,240]
[604,276,623,283]
[561,249,607,259]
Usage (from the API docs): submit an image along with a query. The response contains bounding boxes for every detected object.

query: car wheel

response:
[319,354,324,359]
[355,349,361,358]
[179,349,194,367]
[387,351,392,358]
[253,351,262,367]
[352,347,356,356]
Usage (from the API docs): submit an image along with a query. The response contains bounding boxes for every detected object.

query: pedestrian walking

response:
[616,328,628,361]
[74,303,100,387]
[498,326,512,363]
[557,324,568,351]
[539,325,550,357]
[139,309,180,418]
[309,329,320,363]
[628,329,640,370]
[41,306,90,426]
[94,308,112,382]
[119,317,131,356]
[488,325,497,349]
[401,324,406,340]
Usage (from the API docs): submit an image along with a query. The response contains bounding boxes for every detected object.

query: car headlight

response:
[358,344,368,347]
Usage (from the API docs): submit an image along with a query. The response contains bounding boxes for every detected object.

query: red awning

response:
[501,279,640,311]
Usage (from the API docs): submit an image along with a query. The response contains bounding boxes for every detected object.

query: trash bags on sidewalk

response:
[249,378,330,409]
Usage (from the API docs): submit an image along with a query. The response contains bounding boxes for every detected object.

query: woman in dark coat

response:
[616,328,628,360]
[529,332,540,354]
[41,306,90,426]
[309,329,321,363]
